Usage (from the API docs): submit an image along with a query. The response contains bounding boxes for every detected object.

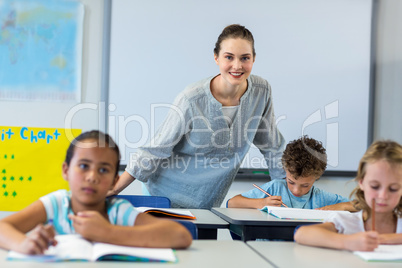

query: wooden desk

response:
[0,240,272,268]
[212,207,318,241]
[247,241,402,268]
[186,209,228,240]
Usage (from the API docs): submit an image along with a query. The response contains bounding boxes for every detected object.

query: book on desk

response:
[135,207,196,220]
[261,206,351,221]
[354,245,402,262]
[7,234,176,263]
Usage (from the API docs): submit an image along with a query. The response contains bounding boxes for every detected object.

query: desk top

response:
[187,209,228,228]
[212,207,318,226]
[0,240,272,268]
[247,241,402,268]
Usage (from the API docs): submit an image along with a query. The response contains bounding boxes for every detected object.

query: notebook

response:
[7,234,177,262]
[261,206,351,221]
[136,207,196,220]
[354,245,402,262]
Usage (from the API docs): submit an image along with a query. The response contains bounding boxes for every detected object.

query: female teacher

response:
[110,24,286,209]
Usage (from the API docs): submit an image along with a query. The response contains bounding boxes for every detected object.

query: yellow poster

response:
[0,126,81,211]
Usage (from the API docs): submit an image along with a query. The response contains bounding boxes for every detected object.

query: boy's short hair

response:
[281,135,327,179]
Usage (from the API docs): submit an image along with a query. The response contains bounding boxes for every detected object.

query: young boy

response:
[0,131,192,255]
[228,136,355,211]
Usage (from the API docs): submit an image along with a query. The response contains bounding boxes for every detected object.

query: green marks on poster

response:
[0,154,32,198]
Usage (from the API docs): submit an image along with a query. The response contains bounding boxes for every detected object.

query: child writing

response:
[0,130,192,255]
[294,140,402,251]
[228,136,355,211]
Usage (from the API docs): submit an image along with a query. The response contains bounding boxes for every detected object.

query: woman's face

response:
[214,38,255,89]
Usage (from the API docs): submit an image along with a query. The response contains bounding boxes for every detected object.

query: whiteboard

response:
[107,0,373,172]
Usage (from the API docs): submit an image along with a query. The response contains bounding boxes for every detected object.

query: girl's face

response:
[285,170,317,197]
[359,160,402,214]
[214,38,255,89]
[62,140,119,211]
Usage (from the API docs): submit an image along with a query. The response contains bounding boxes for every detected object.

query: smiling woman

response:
[109,24,287,209]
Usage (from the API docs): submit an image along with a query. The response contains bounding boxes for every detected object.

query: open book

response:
[261,206,351,221]
[7,234,176,263]
[354,245,402,262]
[136,207,196,220]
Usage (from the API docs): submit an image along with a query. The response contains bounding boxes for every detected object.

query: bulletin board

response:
[0,126,81,211]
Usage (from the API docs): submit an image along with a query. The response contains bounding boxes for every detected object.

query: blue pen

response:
[47,219,55,247]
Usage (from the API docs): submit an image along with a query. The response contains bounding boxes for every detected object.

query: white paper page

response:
[92,242,177,262]
[46,234,92,260]
[261,206,351,221]
[7,234,92,262]
[354,245,402,261]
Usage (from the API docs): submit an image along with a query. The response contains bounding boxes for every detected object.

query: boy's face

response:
[62,140,119,211]
[285,170,317,197]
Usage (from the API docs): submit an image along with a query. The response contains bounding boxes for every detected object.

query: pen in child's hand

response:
[372,198,375,231]
[253,184,288,208]
[47,219,56,247]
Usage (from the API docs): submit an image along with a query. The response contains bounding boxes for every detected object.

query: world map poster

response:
[0,0,84,101]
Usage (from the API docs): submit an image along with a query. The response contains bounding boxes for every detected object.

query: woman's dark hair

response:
[214,24,256,57]
[65,130,120,176]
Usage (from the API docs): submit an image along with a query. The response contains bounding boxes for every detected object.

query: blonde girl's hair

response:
[351,140,402,217]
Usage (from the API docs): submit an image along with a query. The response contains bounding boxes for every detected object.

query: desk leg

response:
[229,224,297,241]
[197,228,217,240]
